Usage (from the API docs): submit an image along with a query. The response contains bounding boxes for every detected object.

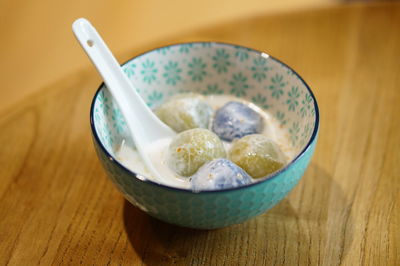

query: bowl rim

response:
[90,41,320,194]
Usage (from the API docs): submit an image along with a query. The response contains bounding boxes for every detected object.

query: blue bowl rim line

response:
[89,41,320,194]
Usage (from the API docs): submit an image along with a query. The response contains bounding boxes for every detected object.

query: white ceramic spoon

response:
[72,18,176,186]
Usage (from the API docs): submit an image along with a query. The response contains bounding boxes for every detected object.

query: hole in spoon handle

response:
[87,39,94,47]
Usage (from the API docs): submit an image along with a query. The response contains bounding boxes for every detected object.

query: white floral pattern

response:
[93,43,317,154]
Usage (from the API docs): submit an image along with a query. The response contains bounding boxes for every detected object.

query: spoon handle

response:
[72,18,175,185]
[72,18,174,144]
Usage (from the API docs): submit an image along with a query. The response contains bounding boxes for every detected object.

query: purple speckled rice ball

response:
[212,101,263,141]
[191,158,253,191]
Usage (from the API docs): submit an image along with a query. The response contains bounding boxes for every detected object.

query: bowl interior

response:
[92,42,317,172]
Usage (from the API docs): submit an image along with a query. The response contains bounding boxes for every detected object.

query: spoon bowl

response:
[72,18,176,186]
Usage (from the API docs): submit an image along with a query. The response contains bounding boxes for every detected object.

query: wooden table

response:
[1,2,399,265]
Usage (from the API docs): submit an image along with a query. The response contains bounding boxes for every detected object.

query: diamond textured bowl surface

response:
[90,42,319,229]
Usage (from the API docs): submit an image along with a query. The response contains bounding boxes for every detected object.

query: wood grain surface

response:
[1,2,399,265]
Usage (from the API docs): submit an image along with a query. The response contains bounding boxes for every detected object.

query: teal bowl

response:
[90,42,319,229]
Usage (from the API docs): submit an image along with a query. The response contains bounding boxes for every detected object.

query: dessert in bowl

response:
[90,42,319,229]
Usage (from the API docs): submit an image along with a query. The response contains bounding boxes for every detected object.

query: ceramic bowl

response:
[90,42,319,229]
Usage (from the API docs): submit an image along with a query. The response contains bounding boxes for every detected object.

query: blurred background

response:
[0,0,343,114]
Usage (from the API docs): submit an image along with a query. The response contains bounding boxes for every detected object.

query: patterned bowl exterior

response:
[90,42,319,229]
